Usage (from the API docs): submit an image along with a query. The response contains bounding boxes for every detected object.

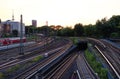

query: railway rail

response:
[12,43,72,79]
[0,37,53,64]
[95,45,120,79]
[88,38,120,79]
[76,52,97,79]
[101,39,120,58]
[0,38,67,65]
[41,52,77,79]
[0,46,63,70]
[0,38,71,69]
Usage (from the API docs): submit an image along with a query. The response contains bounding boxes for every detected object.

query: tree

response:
[109,15,120,27]
[108,15,120,36]
[38,26,53,36]
[59,27,74,36]
[110,32,119,38]
[61,27,74,36]
[25,25,36,35]
[84,24,96,37]
[96,18,113,38]
[74,23,84,36]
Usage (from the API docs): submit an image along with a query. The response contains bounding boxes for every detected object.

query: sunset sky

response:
[0,0,120,27]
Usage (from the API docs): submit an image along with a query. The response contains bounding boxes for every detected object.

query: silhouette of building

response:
[32,20,37,27]
[0,19,2,37]
[46,21,48,26]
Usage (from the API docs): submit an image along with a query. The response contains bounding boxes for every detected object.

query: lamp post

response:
[19,14,24,55]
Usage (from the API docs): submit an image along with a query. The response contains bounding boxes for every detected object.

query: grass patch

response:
[69,37,79,45]
[6,64,21,74]
[26,35,37,41]
[32,55,43,62]
[2,55,43,79]
[0,72,5,79]
[85,49,108,79]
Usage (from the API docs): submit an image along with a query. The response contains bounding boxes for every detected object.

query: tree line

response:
[25,15,120,38]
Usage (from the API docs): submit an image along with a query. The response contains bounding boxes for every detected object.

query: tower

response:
[12,10,14,21]
[0,19,2,37]
[0,19,1,23]
[46,21,48,26]
[32,20,37,27]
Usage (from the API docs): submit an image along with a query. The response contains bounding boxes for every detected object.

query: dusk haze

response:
[0,0,120,26]
[0,0,120,79]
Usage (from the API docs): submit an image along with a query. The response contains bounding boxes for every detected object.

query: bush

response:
[70,37,78,45]
[6,64,21,74]
[0,72,5,79]
[110,32,119,38]
[85,50,108,79]
[32,55,43,62]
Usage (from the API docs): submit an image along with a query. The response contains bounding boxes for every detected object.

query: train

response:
[0,37,26,46]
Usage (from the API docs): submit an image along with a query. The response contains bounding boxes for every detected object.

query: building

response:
[0,19,2,37]
[32,20,37,27]
[0,20,25,37]
[46,21,48,26]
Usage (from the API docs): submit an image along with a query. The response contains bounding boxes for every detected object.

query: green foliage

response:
[109,15,120,27]
[110,32,119,38]
[1,56,43,79]
[74,23,84,36]
[26,35,37,41]
[32,55,43,62]
[84,25,96,37]
[25,15,120,38]
[37,26,52,36]
[25,25,37,35]
[85,50,108,79]
[0,72,5,79]
[60,27,74,36]
[6,64,21,75]
[6,64,21,74]
[70,37,79,45]
[96,18,112,38]
[2,33,11,38]
[100,68,108,79]
[84,15,120,38]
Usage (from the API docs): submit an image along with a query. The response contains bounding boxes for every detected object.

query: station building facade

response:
[0,20,25,37]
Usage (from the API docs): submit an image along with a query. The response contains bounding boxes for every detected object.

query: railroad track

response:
[76,52,97,79]
[42,52,77,79]
[0,39,71,70]
[0,38,52,64]
[0,38,67,65]
[87,38,106,48]
[95,45,120,79]
[0,46,63,70]
[12,43,72,79]
[100,39,120,59]
[0,37,53,54]
[88,38,120,78]
[98,40,120,76]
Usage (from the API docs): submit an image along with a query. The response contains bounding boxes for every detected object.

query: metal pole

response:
[19,14,24,55]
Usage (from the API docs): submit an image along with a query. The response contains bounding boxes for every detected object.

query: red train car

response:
[0,37,26,46]
[9,37,26,44]
[0,39,10,46]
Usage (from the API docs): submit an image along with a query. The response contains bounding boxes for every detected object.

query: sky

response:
[0,0,120,27]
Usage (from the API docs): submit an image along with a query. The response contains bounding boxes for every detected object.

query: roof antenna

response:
[12,10,14,21]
